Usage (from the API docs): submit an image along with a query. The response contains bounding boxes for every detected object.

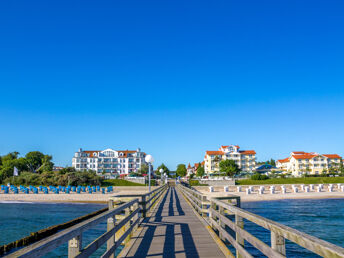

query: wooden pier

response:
[120,187,225,257]
[4,183,344,258]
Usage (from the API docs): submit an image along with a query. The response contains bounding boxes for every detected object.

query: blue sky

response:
[1,0,344,169]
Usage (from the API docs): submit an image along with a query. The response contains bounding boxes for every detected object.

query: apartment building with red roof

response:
[276,151,342,176]
[72,148,147,176]
[204,145,256,174]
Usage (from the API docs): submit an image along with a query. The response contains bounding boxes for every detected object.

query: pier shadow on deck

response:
[123,187,224,258]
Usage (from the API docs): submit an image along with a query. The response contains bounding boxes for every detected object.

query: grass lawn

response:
[236,177,344,185]
[101,179,145,187]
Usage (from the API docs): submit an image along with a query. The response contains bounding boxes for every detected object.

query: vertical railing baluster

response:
[124,207,131,244]
[142,195,147,218]
[106,199,115,258]
[235,213,244,258]
[68,234,82,257]
[271,231,286,255]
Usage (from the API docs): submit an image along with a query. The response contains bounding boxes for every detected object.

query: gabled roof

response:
[323,154,342,159]
[292,154,317,160]
[206,151,224,155]
[239,150,256,155]
[277,157,289,163]
[291,151,306,154]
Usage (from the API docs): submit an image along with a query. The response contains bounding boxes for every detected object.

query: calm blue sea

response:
[241,198,344,257]
[0,199,343,257]
[0,202,109,257]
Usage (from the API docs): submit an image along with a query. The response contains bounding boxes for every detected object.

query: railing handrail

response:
[6,199,139,258]
[177,183,344,258]
[6,184,169,258]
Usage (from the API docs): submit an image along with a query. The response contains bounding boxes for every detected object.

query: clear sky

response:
[1,0,343,169]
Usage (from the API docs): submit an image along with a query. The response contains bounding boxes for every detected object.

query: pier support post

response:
[235,214,244,258]
[271,231,286,256]
[107,199,116,258]
[68,234,82,258]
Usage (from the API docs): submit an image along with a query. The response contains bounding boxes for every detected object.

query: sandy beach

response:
[0,186,157,203]
[1,185,344,203]
[194,184,344,202]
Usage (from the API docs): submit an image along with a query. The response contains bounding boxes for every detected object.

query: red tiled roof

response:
[239,150,256,155]
[206,151,224,155]
[292,154,317,160]
[277,157,289,163]
[292,151,306,154]
[323,154,342,159]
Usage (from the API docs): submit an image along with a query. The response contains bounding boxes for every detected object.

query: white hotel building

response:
[204,145,256,174]
[72,148,147,175]
[276,151,342,177]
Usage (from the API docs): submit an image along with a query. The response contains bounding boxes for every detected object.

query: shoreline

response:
[0,186,156,204]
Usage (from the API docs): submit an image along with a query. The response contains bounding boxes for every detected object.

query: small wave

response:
[0,201,34,204]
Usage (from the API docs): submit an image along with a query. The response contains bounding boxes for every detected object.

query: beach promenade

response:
[2,184,344,203]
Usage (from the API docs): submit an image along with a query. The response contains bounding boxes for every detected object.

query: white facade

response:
[204,145,256,174]
[277,151,342,177]
[72,148,147,175]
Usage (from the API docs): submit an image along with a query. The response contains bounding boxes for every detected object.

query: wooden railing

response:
[177,184,344,258]
[6,184,168,258]
[111,184,168,217]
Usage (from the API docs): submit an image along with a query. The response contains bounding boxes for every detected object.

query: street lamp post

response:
[159,168,164,184]
[145,155,154,192]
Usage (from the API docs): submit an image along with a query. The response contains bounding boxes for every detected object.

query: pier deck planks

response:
[122,187,225,258]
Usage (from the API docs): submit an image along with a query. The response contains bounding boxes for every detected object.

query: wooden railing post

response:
[219,205,226,241]
[201,195,208,217]
[271,231,286,256]
[235,213,244,258]
[124,207,131,244]
[107,199,115,258]
[68,234,82,257]
[133,202,139,232]
[142,195,147,218]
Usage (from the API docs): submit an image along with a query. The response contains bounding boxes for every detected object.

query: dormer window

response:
[93,152,97,157]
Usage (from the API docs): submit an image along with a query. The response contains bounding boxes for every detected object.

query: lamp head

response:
[145,155,154,163]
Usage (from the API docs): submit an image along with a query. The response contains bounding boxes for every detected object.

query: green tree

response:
[176,164,187,177]
[270,159,276,167]
[156,163,170,176]
[196,163,205,177]
[0,155,27,181]
[1,152,20,164]
[219,159,240,177]
[25,151,54,173]
[138,163,149,176]
[339,162,344,174]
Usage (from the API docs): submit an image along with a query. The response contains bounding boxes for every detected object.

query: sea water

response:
[241,198,344,257]
[0,202,109,257]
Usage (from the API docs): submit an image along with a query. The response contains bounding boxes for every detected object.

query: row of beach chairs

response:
[0,185,113,194]
[208,184,344,194]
